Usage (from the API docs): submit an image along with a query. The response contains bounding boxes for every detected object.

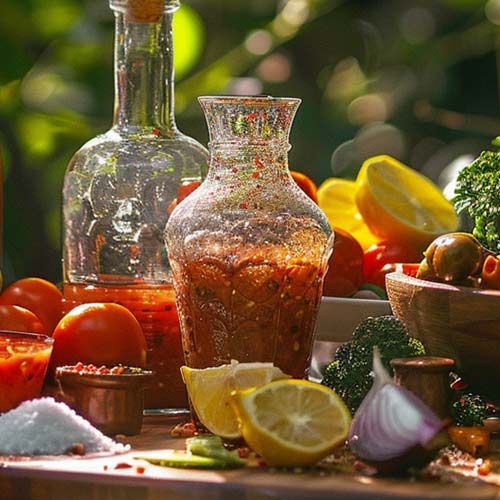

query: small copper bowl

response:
[55,366,153,436]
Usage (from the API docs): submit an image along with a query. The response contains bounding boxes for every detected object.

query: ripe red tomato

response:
[291,171,319,203]
[363,241,423,289]
[0,305,45,334]
[178,180,202,203]
[49,303,147,374]
[322,228,364,297]
[167,180,202,214]
[0,278,63,335]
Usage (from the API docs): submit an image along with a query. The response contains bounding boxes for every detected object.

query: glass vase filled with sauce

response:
[61,0,208,410]
[165,96,333,378]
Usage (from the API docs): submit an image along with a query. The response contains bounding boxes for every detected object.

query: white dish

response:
[310,297,392,382]
[315,296,392,343]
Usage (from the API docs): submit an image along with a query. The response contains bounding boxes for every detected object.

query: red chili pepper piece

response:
[481,255,500,289]
[478,460,491,476]
[450,378,468,391]
[115,462,134,469]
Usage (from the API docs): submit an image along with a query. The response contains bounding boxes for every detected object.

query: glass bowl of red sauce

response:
[0,330,54,413]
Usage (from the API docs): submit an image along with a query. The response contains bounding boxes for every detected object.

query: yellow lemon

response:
[232,379,351,467]
[355,155,458,250]
[181,361,289,439]
[317,177,379,250]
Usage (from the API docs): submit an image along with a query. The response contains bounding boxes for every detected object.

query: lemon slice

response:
[181,361,289,439]
[355,155,458,250]
[232,379,351,467]
[317,177,379,250]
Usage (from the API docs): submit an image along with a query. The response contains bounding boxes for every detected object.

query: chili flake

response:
[115,462,133,470]
[254,158,265,170]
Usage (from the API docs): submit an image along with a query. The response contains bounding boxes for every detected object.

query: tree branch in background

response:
[414,99,500,136]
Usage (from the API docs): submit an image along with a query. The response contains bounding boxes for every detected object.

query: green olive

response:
[415,258,436,281]
[424,232,484,282]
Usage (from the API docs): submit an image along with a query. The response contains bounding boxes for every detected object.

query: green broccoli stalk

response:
[453,150,500,253]
[451,393,487,427]
[321,315,425,414]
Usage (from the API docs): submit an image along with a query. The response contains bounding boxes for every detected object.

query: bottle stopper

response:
[125,0,165,23]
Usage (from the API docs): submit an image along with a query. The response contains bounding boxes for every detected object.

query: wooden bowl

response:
[386,271,500,402]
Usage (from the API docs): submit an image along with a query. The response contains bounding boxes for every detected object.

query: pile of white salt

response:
[0,398,129,456]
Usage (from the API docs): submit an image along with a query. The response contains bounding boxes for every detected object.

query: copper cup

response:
[55,368,153,436]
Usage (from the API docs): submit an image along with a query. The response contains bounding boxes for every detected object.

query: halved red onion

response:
[348,347,443,462]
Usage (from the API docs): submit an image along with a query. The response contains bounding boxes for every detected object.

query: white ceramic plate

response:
[310,297,392,382]
[316,296,392,343]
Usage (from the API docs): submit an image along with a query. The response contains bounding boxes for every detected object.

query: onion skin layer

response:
[348,347,444,473]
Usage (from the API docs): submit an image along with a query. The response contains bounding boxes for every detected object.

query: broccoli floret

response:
[322,348,372,413]
[452,393,487,427]
[453,150,500,253]
[321,315,425,414]
[407,337,427,356]
[351,315,407,345]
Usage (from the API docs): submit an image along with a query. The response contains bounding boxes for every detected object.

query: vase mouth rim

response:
[198,95,301,106]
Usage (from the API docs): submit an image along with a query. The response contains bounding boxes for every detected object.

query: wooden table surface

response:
[1,414,499,500]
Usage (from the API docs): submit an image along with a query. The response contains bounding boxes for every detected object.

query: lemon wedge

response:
[232,379,351,467]
[317,177,379,250]
[181,361,289,439]
[355,155,458,250]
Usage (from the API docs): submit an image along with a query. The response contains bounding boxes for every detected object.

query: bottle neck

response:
[112,10,176,131]
[206,144,292,182]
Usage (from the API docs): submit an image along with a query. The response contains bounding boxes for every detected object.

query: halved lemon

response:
[232,379,351,467]
[355,155,458,250]
[181,361,289,439]
[317,177,379,250]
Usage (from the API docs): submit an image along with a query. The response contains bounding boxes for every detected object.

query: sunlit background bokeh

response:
[1,0,500,283]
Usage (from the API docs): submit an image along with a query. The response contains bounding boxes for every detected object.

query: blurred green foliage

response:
[0,0,499,283]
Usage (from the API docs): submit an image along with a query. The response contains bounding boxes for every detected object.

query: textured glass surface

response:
[63,130,206,283]
[62,8,208,285]
[61,2,208,410]
[165,96,333,379]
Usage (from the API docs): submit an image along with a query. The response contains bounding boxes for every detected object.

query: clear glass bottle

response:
[165,96,333,379]
[61,0,208,410]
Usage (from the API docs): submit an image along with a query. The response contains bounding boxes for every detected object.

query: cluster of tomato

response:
[0,278,147,377]
[322,233,422,297]
[290,172,422,298]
